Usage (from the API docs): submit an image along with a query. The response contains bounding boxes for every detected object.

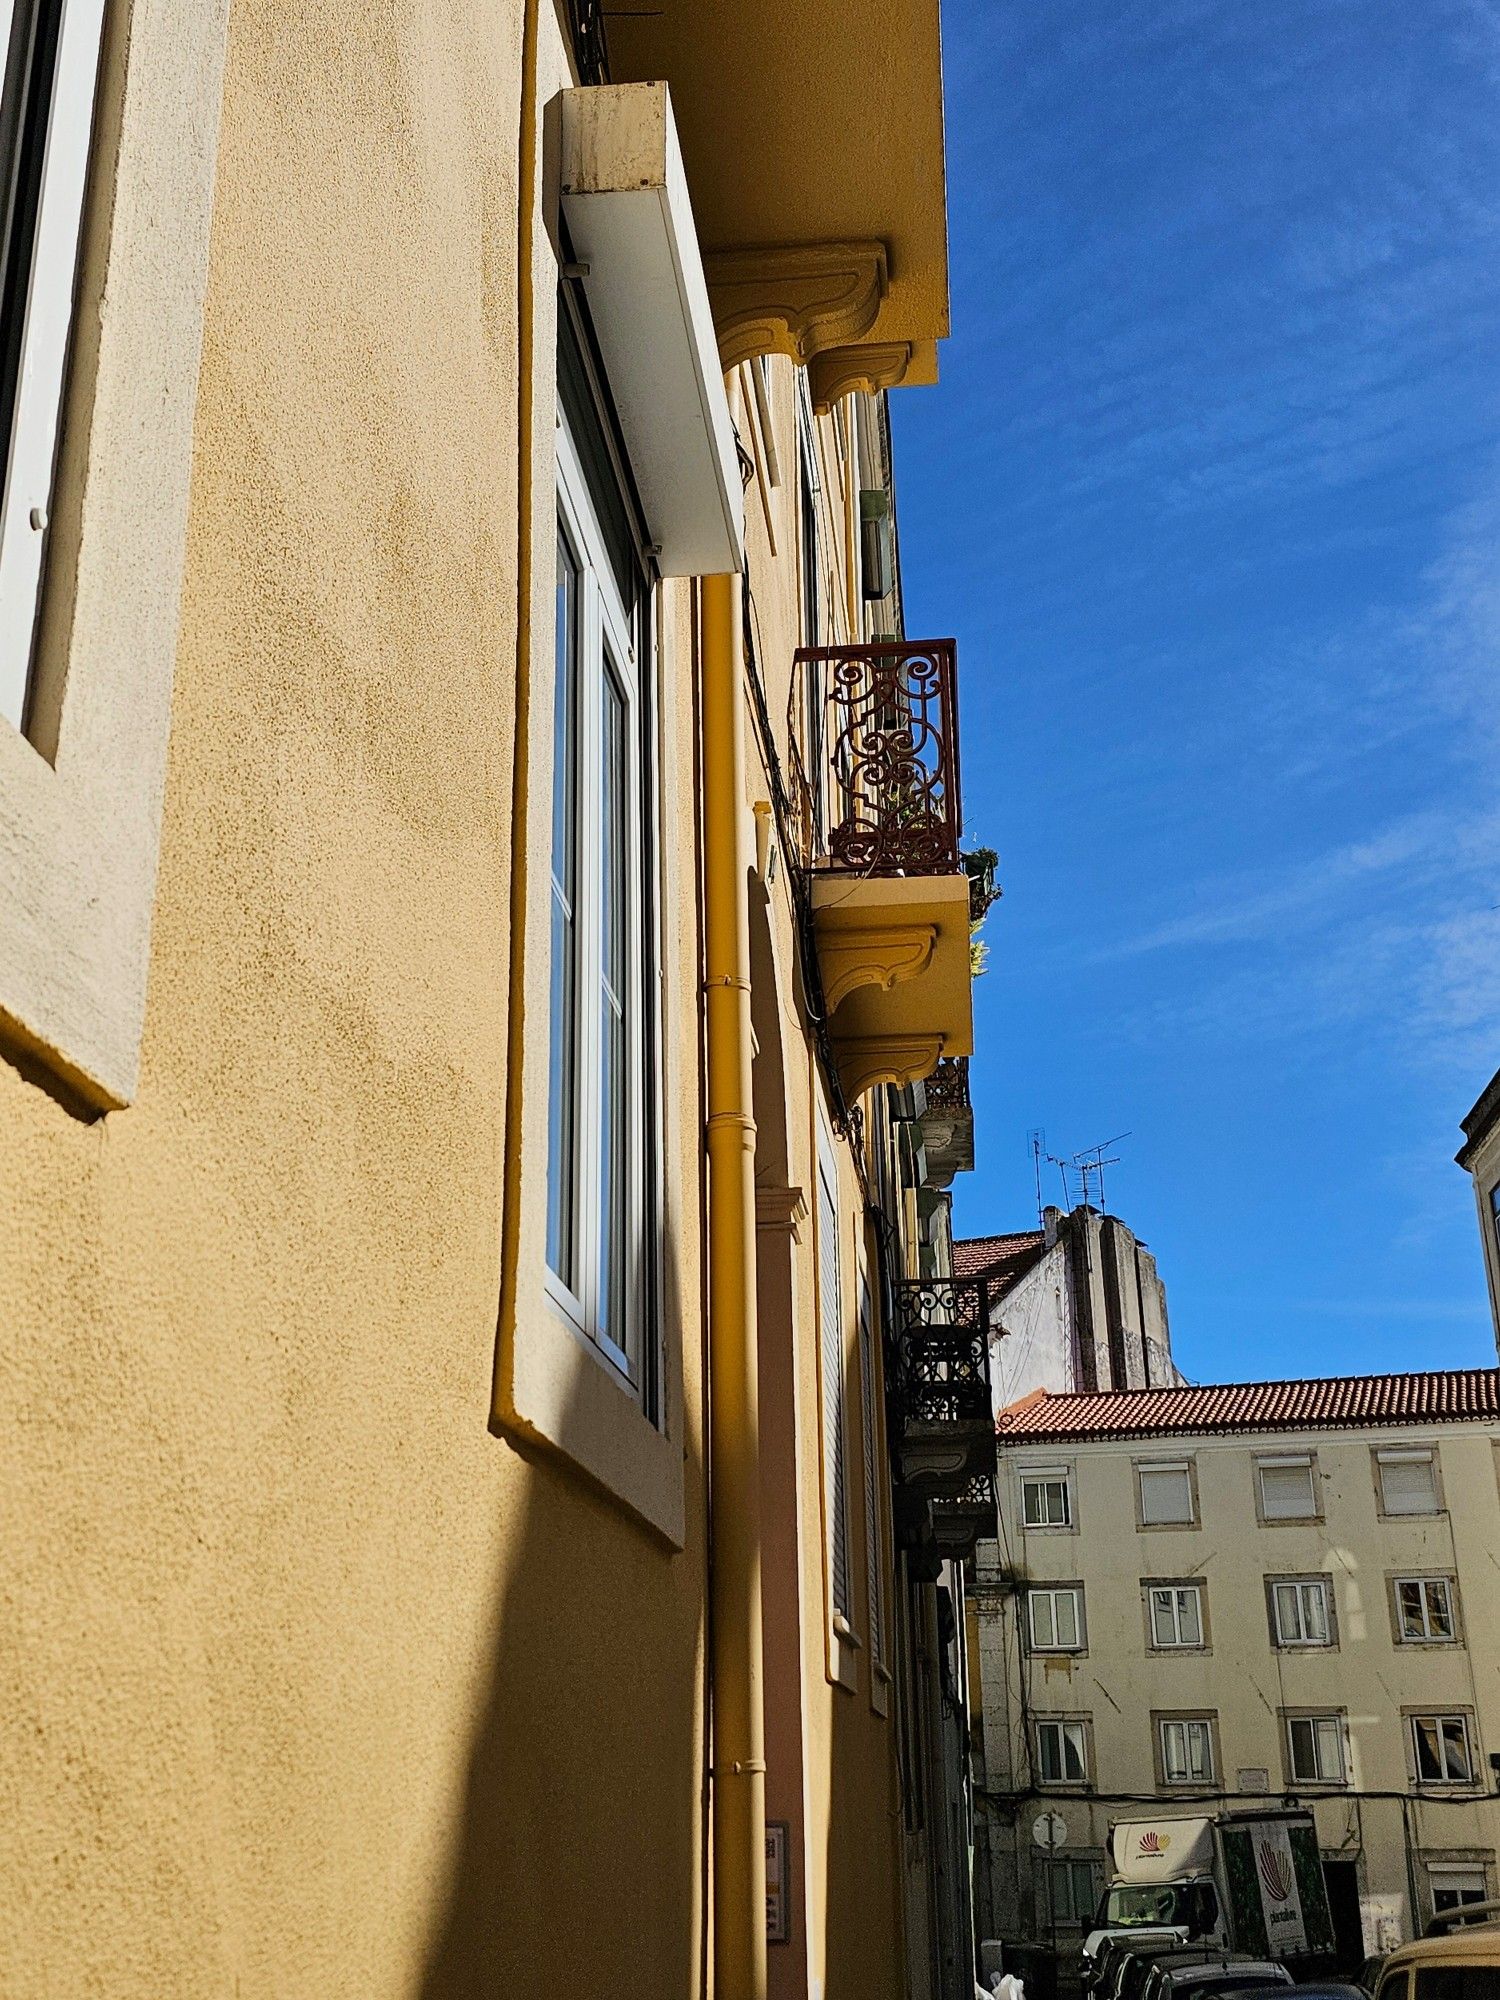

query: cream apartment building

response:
[971,1370,1500,1974]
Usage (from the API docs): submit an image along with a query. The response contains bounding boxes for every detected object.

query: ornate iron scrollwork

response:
[923,1055,970,1112]
[790,641,961,877]
[892,1275,992,1427]
[563,0,609,84]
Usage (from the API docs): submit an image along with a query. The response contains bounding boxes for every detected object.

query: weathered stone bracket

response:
[707,241,889,371]
[817,922,936,1013]
[832,1032,945,1103]
[755,1185,808,1241]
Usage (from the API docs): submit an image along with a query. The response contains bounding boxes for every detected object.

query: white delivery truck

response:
[1083,1810,1336,1981]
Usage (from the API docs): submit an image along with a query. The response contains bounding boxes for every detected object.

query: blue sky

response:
[893,0,1500,1384]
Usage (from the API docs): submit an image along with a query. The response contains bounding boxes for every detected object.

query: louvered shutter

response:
[859,1283,887,1670]
[1379,1453,1437,1515]
[818,1131,851,1619]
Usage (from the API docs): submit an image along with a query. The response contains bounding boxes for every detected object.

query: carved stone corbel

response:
[808,341,913,411]
[755,1185,808,1240]
[832,1033,945,1103]
[706,241,889,371]
[816,922,936,1013]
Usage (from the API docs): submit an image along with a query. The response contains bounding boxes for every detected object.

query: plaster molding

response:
[808,341,913,412]
[818,920,936,1013]
[832,1032,945,1103]
[706,240,888,371]
[755,1184,808,1240]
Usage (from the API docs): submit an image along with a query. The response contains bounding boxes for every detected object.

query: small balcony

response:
[789,641,974,1101]
[931,1473,999,1562]
[890,1274,997,1499]
[918,1056,974,1188]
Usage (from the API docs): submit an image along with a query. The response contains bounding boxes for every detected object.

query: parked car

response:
[1115,1946,1223,2000]
[1088,1933,1186,1997]
[1138,1957,1295,2000]
[1374,1910,1500,2000]
[1358,1960,1388,1996]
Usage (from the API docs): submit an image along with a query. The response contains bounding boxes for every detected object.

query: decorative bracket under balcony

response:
[817,921,936,1013]
[754,1185,808,1241]
[808,340,914,412]
[706,241,889,372]
[830,1032,946,1104]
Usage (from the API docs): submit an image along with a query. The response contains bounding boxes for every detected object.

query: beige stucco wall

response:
[977,1421,1500,1959]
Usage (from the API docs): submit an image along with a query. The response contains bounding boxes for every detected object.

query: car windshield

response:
[1108,1887,1191,1927]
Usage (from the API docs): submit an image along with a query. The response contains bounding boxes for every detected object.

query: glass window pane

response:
[1063,1725,1086,1782]
[1302,1583,1329,1642]
[1274,1583,1301,1641]
[1428,1582,1454,1639]
[595,664,630,1368]
[1056,1592,1079,1648]
[546,528,580,1285]
[1032,1594,1055,1648]
[1398,1580,1425,1638]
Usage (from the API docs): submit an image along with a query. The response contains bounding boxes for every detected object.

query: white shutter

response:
[1379,1453,1437,1515]
[859,1282,887,1670]
[818,1125,851,1619]
[1259,1460,1316,1519]
[1139,1464,1192,1524]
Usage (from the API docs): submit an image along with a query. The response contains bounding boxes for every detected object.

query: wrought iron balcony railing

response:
[922,1055,970,1113]
[788,641,962,878]
[932,1472,999,1560]
[891,1274,994,1429]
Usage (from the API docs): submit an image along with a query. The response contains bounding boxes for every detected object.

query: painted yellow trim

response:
[702,568,768,2000]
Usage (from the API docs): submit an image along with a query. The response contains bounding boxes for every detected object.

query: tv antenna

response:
[1037,1132,1132,1215]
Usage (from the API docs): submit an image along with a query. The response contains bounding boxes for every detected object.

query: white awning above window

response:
[559,82,744,578]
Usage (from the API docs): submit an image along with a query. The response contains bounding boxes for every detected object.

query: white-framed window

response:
[1160,1716,1215,1784]
[817,1112,853,1625]
[1035,1718,1089,1786]
[1028,1586,1085,1652]
[1411,1714,1475,1786]
[1287,1714,1346,1784]
[1396,1577,1457,1644]
[0,0,109,730]
[1046,1856,1104,1926]
[1258,1454,1318,1521]
[859,1277,888,1679]
[546,400,655,1408]
[1429,1864,1488,1917]
[1149,1582,1205,1648]
[1271,1577,1333,1648]
[1377,1448,1439,1516]
[1138,1460,1194,1526]
[1021,1466,1073,1529]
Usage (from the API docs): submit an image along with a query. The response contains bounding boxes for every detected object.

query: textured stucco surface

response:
[0,2,711,1993]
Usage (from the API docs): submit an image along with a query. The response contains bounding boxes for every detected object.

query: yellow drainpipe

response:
[702,568,769,2000]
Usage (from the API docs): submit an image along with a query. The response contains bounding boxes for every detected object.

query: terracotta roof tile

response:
[954,1230,1048,1293]
[996,1368,1500,1443]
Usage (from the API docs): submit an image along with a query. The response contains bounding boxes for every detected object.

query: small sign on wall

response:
[766,1821,790,1944]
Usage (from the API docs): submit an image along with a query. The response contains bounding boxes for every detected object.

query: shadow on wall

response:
[416,1251,707,1999]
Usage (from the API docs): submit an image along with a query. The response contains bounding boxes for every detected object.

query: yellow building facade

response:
[973,1373,1500,1979]
[0,2,993,1996]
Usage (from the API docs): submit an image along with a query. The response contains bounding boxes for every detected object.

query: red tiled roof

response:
[954,1230,1048,1293]
[996,1369,1500,1443]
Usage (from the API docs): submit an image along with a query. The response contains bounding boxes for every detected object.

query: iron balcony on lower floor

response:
[890,1273,998,1500]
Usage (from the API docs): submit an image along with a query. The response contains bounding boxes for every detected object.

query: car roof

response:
[1159,1964,1288,1986]
[1383,1928,1500,1971]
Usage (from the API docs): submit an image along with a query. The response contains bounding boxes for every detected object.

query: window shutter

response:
[818,1136,851,1619]
[1140,1465,1192,1524]
[859,1284,887,1671]
[1260,1461,1315,1519]
[1380,1455,1436,1515]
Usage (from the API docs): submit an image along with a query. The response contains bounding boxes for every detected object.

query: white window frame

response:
[1138,1459,1195,1526]
[0,0,230,1108]
[545,407,651,1403]
[1411,1714,1476,1787]
[1021,1465,1073,1530]
[1149,1582,1205,1649]
[1428,1864,1489,1917]
[1377,1448,1440,1517]
[0,0,108,728]
[1395,1576,1457,1644]
[1035,1718,1089,1786]
[1160,1716,1216,1784]
[1271,1577,1333,1648]
[1028,1585,1085,1653]
[1257,1453,1318,1521]
[1287,1713,1346,1784]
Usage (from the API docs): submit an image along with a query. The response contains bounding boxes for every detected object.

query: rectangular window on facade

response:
[817,1118,853,1626]
[1396,1577,1458,1644]
[1021,1467,1073,1529]
[859,1280,887,1681]
[1149,1583,1205,1648]
[1411,1715,1475,1786]
[1159,1716,1216,1784]
[1035,1719,1089,1786]
[1138,1461,1194,1526]
[1428,1865,1488,1917]
[547,386,655,1409]
[1287,1714,1346,1784]
[1046,1858,1103,1926]
[1028,1586,1085,1652]
[1271,1577,1333,1648]
[1377,1449,1440,1516]
[0,0,109,731]
[1258,1455,1318,1520]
